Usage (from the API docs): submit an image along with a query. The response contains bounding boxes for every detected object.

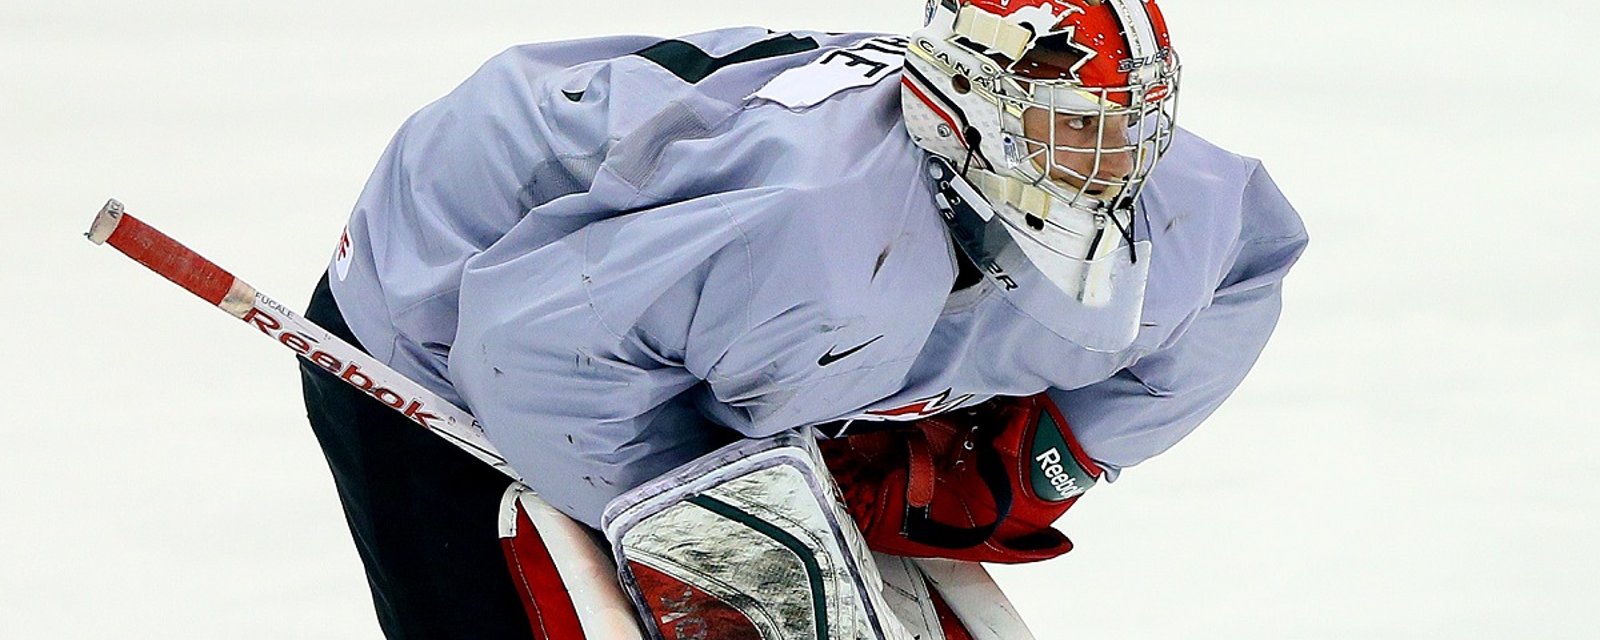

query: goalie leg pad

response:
[875,554,1036,640]
[499,482,645,639]
[602,431,913,640]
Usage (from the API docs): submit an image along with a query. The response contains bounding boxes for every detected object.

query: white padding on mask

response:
[930,157,1152,353]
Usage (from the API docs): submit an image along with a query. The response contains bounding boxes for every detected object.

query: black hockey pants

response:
[299,273,535,640]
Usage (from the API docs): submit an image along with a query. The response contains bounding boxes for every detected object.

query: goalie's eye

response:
[1063,115,1092,132]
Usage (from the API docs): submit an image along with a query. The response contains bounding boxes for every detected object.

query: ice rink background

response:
[4,1,1596,637]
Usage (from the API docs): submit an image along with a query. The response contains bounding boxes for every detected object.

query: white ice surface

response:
[3,1,1596,638]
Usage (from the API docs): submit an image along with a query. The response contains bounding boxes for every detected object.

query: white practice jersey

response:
[327,28,1308,526]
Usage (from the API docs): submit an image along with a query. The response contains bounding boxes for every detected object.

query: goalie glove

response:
[820,393,1103,564]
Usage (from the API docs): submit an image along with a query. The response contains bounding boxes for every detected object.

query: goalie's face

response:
[1001,43,1175,207]
[1019,108,1136,199]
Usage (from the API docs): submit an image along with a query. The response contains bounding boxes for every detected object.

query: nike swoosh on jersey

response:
[817,335,884,367]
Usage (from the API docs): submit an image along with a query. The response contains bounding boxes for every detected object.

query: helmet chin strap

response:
[959,126,987,175]
[926,154,1152,350]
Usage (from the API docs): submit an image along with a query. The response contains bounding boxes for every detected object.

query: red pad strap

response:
[905,430,936,508]
[500,502,587,640]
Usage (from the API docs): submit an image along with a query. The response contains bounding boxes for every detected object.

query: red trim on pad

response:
[500,502,587,640]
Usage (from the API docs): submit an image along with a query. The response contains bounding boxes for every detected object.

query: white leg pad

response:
[499,483,645,639]
[876,554,1038,640]
[875,553,948,639]
[915,558,1038,640]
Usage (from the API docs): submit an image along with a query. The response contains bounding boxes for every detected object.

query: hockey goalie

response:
[289,0,1307,637]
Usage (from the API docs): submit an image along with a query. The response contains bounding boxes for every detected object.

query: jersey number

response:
[634,34,820,84]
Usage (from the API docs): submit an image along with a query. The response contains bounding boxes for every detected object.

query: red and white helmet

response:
[904,0,1179,210]
[903,0,1181,349]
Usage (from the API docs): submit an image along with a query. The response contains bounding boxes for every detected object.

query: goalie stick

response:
[85,199,510,475]
[83,198,639,639]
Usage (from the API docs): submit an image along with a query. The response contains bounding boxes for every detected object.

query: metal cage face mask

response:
[924,0,1183,215]
[992,57,1181,216]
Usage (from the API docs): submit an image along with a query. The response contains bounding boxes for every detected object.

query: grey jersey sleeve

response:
[1049,162,1309,472]
[327,35,658,402]
[448,195,744,526]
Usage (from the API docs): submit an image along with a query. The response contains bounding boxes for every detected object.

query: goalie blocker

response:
[597,431,1034,640]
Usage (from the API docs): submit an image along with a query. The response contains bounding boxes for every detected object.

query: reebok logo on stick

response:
[242,304,442,430]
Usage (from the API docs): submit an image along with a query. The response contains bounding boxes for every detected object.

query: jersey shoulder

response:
[1143,127,1257,229]
[442,29,889,201]
[1145,127,1304,246]
[596,31,934,303]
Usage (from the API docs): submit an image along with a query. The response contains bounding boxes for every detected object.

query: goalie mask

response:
[903,0,1180,351]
